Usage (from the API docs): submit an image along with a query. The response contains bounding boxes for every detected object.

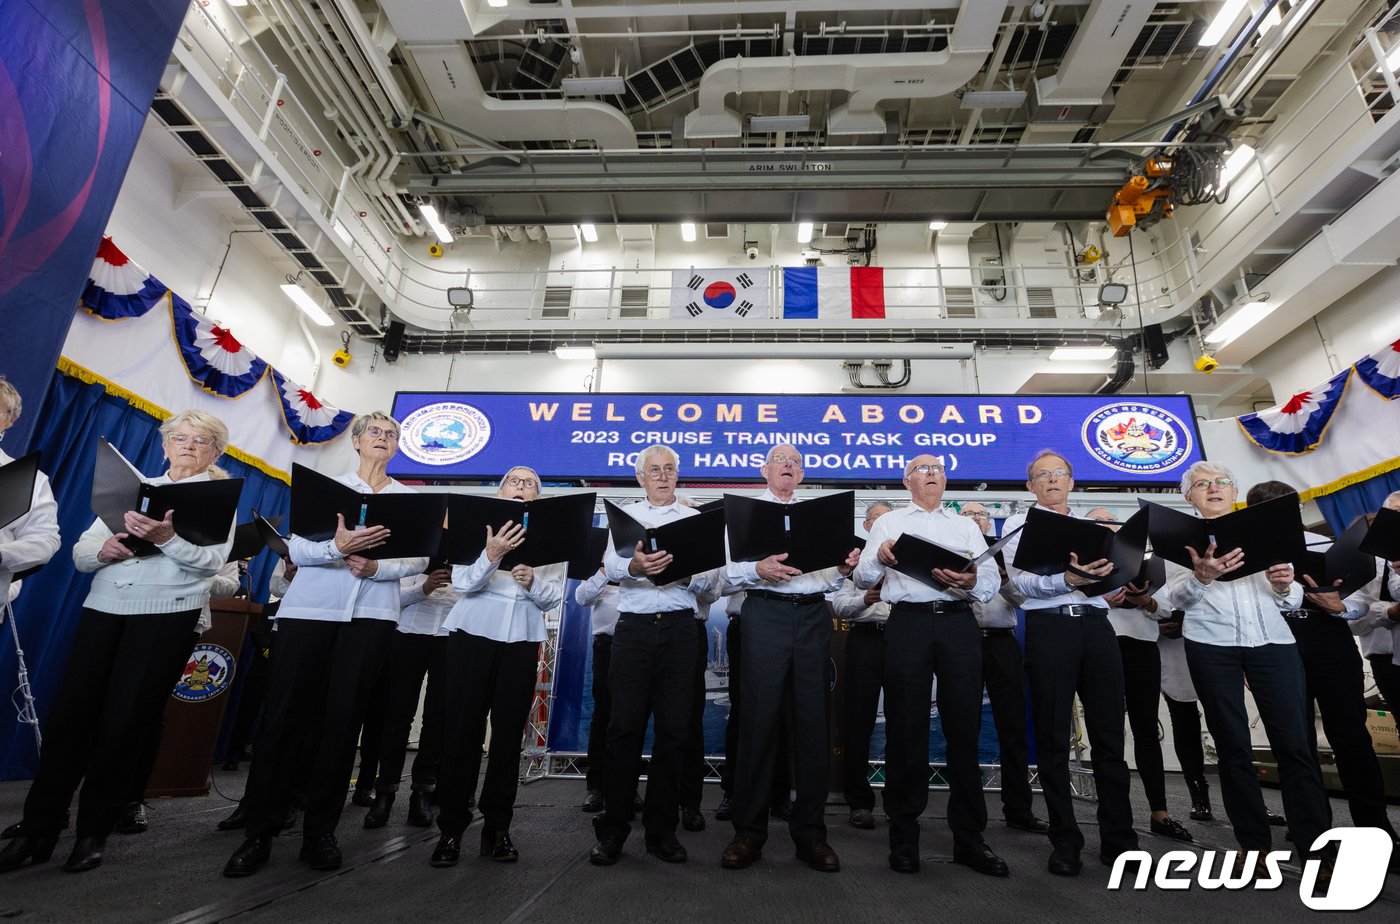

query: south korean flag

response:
[668,269,770,321]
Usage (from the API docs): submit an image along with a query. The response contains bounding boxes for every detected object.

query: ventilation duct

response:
[1035,1,1160,106]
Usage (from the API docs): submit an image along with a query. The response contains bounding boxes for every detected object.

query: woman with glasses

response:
[1,410,234,874]
[1164,461,1330,868]
[225,412,428,878]
[429,466,565,867]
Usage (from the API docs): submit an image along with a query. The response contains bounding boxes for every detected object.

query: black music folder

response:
[289,463,445,560]
[889,525,1022,591]
[0,452,40,532]
[1298,516,1376,599]
[253,511,289,558]
[1011,506,1149,597]
[568,526,611,581]
[604,499,726,586]
[1139,492,1305,581]
[1359,506,1400,561]
[444,492,596,569]
[724,491,856,574]
[92,439,242,557]
[229,512,287,562]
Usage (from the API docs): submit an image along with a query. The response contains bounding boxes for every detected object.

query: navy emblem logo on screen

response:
[400,402,493,466]
[172,643,235,703]
[1082,403,1191,474]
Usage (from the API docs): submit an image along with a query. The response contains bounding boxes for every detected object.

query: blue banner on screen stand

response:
[389,392,1203,486]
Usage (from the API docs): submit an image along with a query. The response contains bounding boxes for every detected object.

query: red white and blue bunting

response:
[1353,338,1400,400]
[1237,368,1351,455]
[170,296,269,398]
[81,237,169,320]
[271,369,355,445]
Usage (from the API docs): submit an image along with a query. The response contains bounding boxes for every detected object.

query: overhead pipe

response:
[1162,0,1283,142]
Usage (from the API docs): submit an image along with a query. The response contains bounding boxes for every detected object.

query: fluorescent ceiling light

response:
[749,115,811,133]
[1205,301,1275,345]
[1049,346,1117,361]
[280,282,334,326]
[579,223,599,243]
[226,0,248,6]
[927,220,948,231]
[680,222,697,242]
[487,0,508,8]
[797,222,814,244]
[554,345,597,360]
[1381,43,1400,72]
[1219,144,1255,187]
[418,203,453,244]
[1199,0,1250,46]
[560,76,627,96]
[593,342,975,361]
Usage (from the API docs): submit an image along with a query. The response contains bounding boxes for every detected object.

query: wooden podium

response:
[145,599,256,797]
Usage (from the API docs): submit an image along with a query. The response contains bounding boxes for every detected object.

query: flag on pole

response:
[668,269,769,320]
[782,266,886,319]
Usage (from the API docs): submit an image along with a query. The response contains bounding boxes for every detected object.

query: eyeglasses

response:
[767,454,802,467]
[645,465,678,480]
[504,475,538,488]
[1088,516,1120,525]
[167,434,212,447]
[961,510,990,520]
[1190,477,1234,492]
[364,426,399,440]
[907,464,944,477]
[1030,468,1070,482]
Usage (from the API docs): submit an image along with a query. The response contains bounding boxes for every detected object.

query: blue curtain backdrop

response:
[1315,469,1400,535]
[0,374,290,780]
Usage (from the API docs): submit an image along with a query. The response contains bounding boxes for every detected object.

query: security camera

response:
[1194,354,1219,374]
[745,246,759,260]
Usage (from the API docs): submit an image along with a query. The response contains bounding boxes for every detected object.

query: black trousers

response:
[127,629,203,804]
[223,617,273,762]
[720,615,790,804]
[375,633,449,793]
[1163,694,1206,782]
[354,663,391,792]
[883,603,985,853]
[980,630,1034,818]
[842,624,885,811]
[595,611,697,843]
[436,631,540,837]
[732,595,830,847]
[22,608,199,838]
[1185,640,1330,854]
[1118,636,1168,813]
[585,633,613,792]
[1023,610,1135,855]
[1286,614,1395,835]
[681,621,710,809]
[1369,653,1400,717]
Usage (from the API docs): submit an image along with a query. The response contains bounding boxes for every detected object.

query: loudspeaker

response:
[1142,323,1169,369]
[383,320,406,364]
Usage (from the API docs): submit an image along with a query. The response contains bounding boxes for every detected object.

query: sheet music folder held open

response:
[604,500,726,586]
[92,439,242,557]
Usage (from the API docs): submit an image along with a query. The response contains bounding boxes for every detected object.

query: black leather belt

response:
[891,600,971,614]
[980,627,1015,638]
[1037,604,1109,617]
[1281,607,1332,620]
[747,589,827,605]
[847,621,886,634]
[619,609,695,621]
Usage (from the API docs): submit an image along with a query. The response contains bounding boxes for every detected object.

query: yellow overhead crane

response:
[1106,157,1173,237]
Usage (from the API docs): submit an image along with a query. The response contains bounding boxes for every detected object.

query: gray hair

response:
[1026,450,1072,481]
[160,410,230,456]
[351,411,400,439]
[1179,460,1234,497]
[865,501,893,519]
[635,444,680,476]
[0,376,20,424]
[500,465,541,488]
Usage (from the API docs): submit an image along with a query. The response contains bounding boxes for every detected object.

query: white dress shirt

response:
[442,549,564,643]
[1344,557,1396,659]
[398,574,462,636]
[830,578,890,624]
[0,447,60,603]
[276,473,429,623]
[1164,558,1302,647]
[1001,505,1111,610]
[853,504,998,604]
[603,498,726,617]
[576,570,622,636]
[725,489,847,596]
[973,584,1023,629]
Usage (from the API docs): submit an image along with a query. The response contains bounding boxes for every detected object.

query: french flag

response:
[782,267,886,319]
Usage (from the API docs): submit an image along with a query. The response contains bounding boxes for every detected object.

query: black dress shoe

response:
[351,787,375,808]
[0,833,59,873]
[364,792,394,829]
[223,835,271,878]
[849,808,876,830]
[217,801,248,831]
[720,836,762,870]
[115,802,148,835]
[714,795,733,822]
[300,833,342,870]
[888,849,920,873]
[482,829,520,862]
[681,806,706,832]
[407,791,434,827]
[795,839,840,872]
[581,789,605,813]
[589,836,624,866]
[953,842,1009,877]
[63,836,106,873]
[1005,812,1050,833]
[1047,846,1082,877]
[1150,816,1193,842]
[1266,810,1287,827]
[430,833,461,867]
[646,831,688,863]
